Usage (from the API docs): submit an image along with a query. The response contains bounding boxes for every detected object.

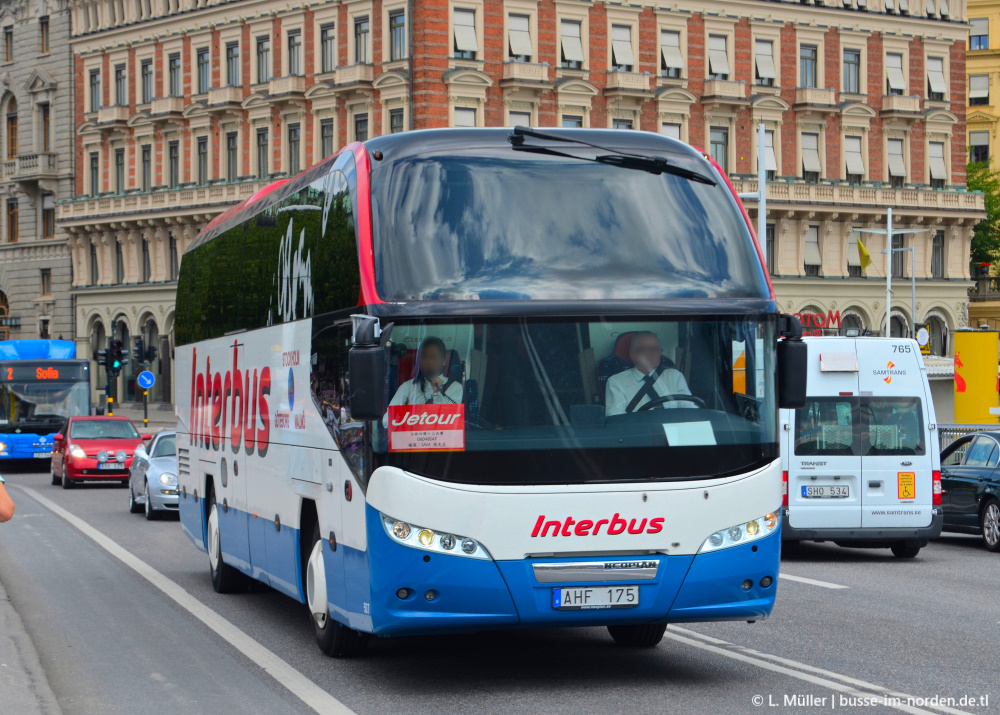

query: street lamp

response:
[853,206,929,337]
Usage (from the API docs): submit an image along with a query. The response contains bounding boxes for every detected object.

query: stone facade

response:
[0,0,73,343]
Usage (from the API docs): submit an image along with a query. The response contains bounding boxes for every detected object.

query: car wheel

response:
[51,468,60,486]
[890,541,921,558]
[207,491,247,593]
[62,470,75,490]
[144,480,158,521]
[607,623,667,648]
[128,484,143,514]
[980,498,1000,553]
[307,521,369,657]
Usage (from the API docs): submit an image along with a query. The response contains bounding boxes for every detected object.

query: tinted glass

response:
[863,397,924,455]
[71,420,140,439]
[370,138,768,301]
[794,398,857,455]
[942,437,971,466]
[965,436,998,467]
[152,434,177,458]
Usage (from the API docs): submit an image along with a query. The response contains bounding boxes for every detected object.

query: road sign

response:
[137,371,156,390]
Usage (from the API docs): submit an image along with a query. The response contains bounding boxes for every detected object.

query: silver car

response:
[128,431,178,520]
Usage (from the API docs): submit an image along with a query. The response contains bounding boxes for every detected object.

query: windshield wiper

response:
[508,126,716,185]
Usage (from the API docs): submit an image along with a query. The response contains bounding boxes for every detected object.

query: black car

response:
[940,432,1000,551]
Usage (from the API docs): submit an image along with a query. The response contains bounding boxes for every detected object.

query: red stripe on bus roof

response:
[352,142,383,306]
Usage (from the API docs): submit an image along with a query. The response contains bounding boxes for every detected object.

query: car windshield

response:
[71,421,140,439]
[340,316,777,485]
[370,144,769,301]
[0,382,89,425]
[151,435,176,458]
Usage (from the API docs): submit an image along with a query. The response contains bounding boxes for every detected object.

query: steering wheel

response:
[638,394,707,411]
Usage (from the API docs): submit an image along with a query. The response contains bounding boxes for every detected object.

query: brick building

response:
[60,0,983,406]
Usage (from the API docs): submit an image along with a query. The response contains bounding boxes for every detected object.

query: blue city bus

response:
[0,340,91,461]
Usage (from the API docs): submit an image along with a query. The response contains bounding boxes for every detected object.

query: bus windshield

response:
[0,381,89,427]
[365,316,776,485]
[370,144,769,302]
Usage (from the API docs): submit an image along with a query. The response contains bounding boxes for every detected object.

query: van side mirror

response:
[776,314,807,410]
[348,317,394,421]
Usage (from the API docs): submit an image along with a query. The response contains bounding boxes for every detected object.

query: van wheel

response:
[980,498,1000,552]
[307,522,369,657]
[207,492,247,593]
[890,541,921,558]
[607,623,667,648]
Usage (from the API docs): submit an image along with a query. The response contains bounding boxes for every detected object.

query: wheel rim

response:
[129,488,134,509]
[208,504,221,571]
[984,503,1000,547]
[144,483,151,517]
[306,539,329,628]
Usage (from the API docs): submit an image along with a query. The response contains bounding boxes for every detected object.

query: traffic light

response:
[109,339,128,376]
[132,338,145,365]
[96,347,108,369]
[146,341,158,363]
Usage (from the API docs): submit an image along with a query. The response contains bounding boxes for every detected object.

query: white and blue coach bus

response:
[175,128,806,657]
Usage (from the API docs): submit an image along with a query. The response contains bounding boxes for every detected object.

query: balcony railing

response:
[336,64,374,85]
[207,86,244,106]
[57,180,269,223]
[0,153,59,181]
[881,94,921,113]
[794,87,837,108]
[269,75,306,97]
[730,178,985,214]
[702,79,747,102]
[97,105,129,124]
[502,61,551,83]
[604,70,650,92]
[149,97,184,116]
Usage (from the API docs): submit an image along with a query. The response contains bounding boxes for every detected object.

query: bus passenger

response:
[605,332,695,416]
[383,337,464,425]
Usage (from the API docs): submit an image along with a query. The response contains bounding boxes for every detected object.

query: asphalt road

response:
[0,465,996,715]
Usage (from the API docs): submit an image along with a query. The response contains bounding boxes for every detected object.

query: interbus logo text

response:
[531,514,665,537]
[189,344,271,457]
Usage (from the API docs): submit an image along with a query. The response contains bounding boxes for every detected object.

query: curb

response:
[0,573,63,715]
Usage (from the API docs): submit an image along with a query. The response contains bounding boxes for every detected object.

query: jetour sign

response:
[795,310,842,336]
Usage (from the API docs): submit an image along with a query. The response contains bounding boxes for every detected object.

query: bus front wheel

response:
[607,623,667,648]
[308,522,369,658]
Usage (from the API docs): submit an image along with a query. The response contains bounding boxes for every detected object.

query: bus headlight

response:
[381,514,490,560]
[68,444,87,459]
[159,472,178,486]
[0,441,7,453]
[699,510,780,554]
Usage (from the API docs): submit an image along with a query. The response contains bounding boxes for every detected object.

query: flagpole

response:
[886,206,892,336]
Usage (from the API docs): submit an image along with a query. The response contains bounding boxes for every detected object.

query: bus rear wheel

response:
[307,522,369,658]
[607,623,667,648]
[207,492,247,593]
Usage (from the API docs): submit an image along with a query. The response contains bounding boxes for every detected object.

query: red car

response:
[50,416,151,489]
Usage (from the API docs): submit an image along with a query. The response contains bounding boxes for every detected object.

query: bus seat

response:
[595,332,676,406]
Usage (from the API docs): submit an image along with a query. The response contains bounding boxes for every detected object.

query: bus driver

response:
[383,337,464,426]
[605,332,695,416]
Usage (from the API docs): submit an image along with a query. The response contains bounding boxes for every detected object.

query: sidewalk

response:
[101,402,177,434]
[0,575,62,714]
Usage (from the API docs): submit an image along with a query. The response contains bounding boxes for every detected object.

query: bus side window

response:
[311,315,363,479]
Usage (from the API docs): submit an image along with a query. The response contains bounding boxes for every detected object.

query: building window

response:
[115,64,127,105]
[355,16,370,63]
[226,42,240,86]
[226,132,238,180]
[5,98,15,160]
[354,114,368,141]
[390,11,406,61]
[389,108,404,134]
[931,230,945,278]
[256,129,268,178]
[508,14,531,62]
[4,27,11,63]
[845,135,865,184]
[41,194,54,238]
[765,223,775,276]
[40,268,51,296]
[453,107,476,128]
[115,148,125,193]
[89,152,99,196]
[929,141,947,188]
[40,103,49,152]
[321,25,336,73]
[804,226,821,277]
[509,110,531,127]
[848,233,864,277]
[926,57,946,101]
[169,234,178,280]
[141,145,151,191]
[256,37,270,83]
[661,122,680,139]
[801,132,821,183]
[970,130,990,163]
[287,123,300,174]
[563,115,583,128]
[287,30,302,76]
[611,25,634,71]
[168,54,181,97]
[115,240,124,284]
[141,239,150,282]
[560,20,583,70]
[453,9,477,60]
[90,242,99,285]
[6,200,16,243]
[887,138,906,187]
[969,74,989,106]
[39,16,48,54]
[971,17,989,50]
[763,129,777,181]
[197,48,209,93]
[89,69,101,111]
[710,126,728,171]
[891,234,904,278]
[321,119,334,157]
[755,40,775,86]
[660,31,683,79]
[197,136,208,184]
[708,35,730,80]
[800,45,818,88]
[168,141,179,187]
[843,49,860,94]
[141,59,153,103]
[886,52,905,95]
[612,118,633,130]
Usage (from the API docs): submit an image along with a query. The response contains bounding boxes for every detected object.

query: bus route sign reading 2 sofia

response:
[387,404,465,452]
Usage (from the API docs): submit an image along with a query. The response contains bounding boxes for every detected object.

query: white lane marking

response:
[779,572,849,589]
[17,486,354,715]
[668,627,972,715]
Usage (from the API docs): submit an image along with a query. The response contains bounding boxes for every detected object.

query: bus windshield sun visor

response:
[508,126,716,185]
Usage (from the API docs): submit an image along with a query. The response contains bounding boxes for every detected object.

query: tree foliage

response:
[967,161,1000,268]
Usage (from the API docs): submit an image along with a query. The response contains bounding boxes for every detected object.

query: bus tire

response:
[607,623,667,648]
[308,522,369,658]
[890,541,921,559]
[207,491,246,593]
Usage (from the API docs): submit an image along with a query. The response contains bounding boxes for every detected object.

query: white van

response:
[779,336,943,558]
